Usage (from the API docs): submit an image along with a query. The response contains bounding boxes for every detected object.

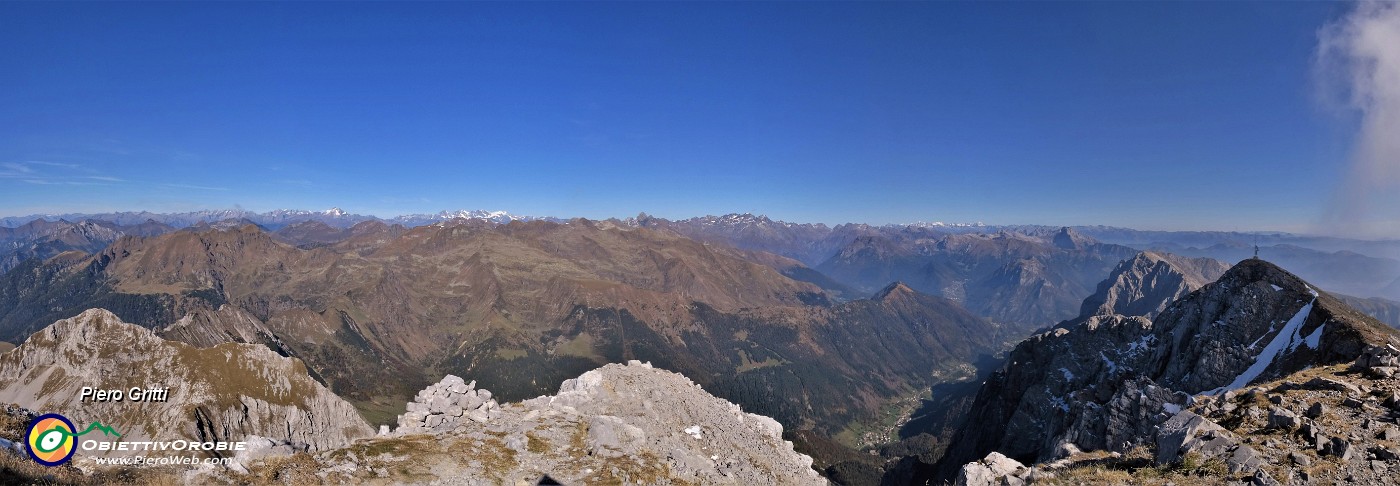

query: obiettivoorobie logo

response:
[24,413,121,467]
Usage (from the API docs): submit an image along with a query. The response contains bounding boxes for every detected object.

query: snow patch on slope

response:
[1209,299,1315,395]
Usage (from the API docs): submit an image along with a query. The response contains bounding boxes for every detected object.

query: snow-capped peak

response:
[391,209,549,226]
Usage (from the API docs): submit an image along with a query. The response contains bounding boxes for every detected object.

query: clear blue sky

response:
[0,1,1364,231]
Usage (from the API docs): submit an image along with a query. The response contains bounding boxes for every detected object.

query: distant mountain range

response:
[3,208,1400,483]
[4,209,1399,320]
[0,207,556,230]
[0,219,1005,451]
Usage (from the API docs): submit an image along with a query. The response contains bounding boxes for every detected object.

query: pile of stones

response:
[395,375,501,434]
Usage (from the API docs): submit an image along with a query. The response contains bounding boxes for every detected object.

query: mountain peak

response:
[874,281,917,301]
[1052,226,1089,250]
[1078,251,1231,319]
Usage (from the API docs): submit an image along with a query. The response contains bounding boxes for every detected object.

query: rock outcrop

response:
[0,309,373,459]
[946,343,1400,485]
[1078,251,1230,319]
[937,259,1400,481]
[223,361,826,485]
[394,374,501,433]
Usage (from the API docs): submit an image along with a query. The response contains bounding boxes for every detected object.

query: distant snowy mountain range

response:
[1,207,1399,301]
[0,208,557,229]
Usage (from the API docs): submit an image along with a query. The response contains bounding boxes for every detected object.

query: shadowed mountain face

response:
[0,219,173,274]
[636,214,1143,332]
[931,259,1400,482]
[1334,294,1400,328]
[0,220,1001,440]
[816,228,1140,332]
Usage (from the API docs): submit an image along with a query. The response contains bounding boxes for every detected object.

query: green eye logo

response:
[25,414,121,467]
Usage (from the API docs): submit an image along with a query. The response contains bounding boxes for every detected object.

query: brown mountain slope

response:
[0,220,1000,447]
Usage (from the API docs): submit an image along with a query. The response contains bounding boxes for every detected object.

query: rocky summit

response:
[0,309,373,456]
[218,361,825,485]
[1077,251,1230,319]
[935,258,1400,485]
[953,344,1400,486]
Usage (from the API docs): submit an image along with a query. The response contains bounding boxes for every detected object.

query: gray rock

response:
[1305,401,1325,419]
[586,415,647,456]
[466,410,488,423]
[1366,366,1397,379]
[1250,469,1280,486]
[1155,411,1265,474]
[1303,377,1361,396]
[1054,441,1082,459]
[1323,437,1356,462]
[956,452,1027,486]
[401,411,427,424]
[1289,451,1312,466]
[1266,407,1300,431]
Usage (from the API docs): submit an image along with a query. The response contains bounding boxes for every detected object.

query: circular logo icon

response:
[25,413,77,467]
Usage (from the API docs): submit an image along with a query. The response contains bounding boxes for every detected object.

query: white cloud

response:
[1316,1,1400,238]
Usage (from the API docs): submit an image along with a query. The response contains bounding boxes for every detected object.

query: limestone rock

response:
[956,452,1028,486]
[0,309,373,456]
[323,363,825,485]
[1156,411,1265,474]
[394,374,498,433]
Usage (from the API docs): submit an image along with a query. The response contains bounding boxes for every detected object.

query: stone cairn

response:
[395,375,501,434]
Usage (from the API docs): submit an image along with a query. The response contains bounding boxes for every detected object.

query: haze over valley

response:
[3,1,1400,485]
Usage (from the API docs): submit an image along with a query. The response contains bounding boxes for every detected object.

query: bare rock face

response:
[938,259,1400,480]
[1078,251,1229,319]
[955,452,1028,486]
[231,361,826,484]
[0,309,373,457]
[1155,410,1265,474]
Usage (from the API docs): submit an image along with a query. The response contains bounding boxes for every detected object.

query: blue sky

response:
[0,2,1376,232]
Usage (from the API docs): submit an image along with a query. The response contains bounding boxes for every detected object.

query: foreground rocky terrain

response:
[0,309,372,456]
[934,259,1400,485]
[206,361,826,484]
[955,345,1400,485]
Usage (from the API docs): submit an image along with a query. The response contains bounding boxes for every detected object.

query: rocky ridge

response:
[0,309,373,458]
[939,259,1400,484]
[955,344,1400,485]
[224,361,826,485]
[1078,251,1230,319]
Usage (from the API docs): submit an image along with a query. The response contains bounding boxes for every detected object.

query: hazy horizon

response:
[4,2,1398,237]
[0,204,1385,238]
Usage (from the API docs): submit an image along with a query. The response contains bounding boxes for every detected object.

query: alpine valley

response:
[1,210,1399,484]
